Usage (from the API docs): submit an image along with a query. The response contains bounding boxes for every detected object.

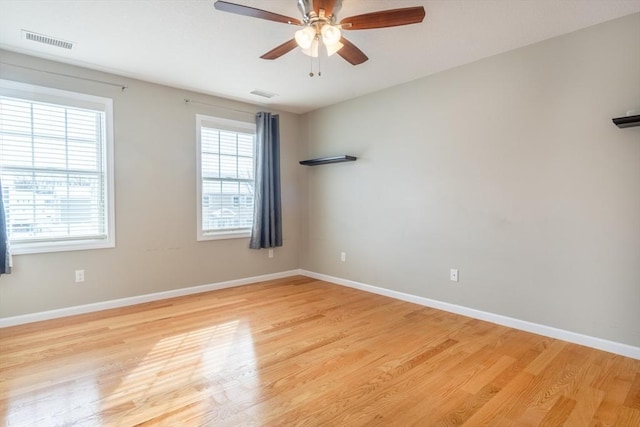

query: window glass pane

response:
[238,156,253,180]
[33,104,66,138]
[0,134,32,167]
[202,180,221,231]
[202,153,220,178]
[239,182,254,194]
[219,132,237,155]
[221,181,238,194]
[67,109,98,141]
[2,170,104,240]
[237,136,253,157]
[68,139,98,170]
[0,90,110,250]
[219,155,237,179]
[0,98,32,134]
[33,137,67,169]
[198,117,255,237]
[201,127,219,154]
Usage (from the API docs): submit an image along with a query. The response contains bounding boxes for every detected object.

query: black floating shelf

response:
[612,114,640,128]
[299,155,357,166]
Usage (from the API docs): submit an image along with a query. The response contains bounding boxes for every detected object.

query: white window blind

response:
[0,80,114,254]
[197,115,255,240]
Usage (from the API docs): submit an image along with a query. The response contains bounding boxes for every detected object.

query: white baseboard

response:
[300,270,640,360]
[3,268,638,360]
[0,269,303,328]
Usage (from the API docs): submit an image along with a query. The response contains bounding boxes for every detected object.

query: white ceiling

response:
[0,0,638,114]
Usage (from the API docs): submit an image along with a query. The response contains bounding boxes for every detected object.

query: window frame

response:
[0,79,115,254]
[196,114,256,241]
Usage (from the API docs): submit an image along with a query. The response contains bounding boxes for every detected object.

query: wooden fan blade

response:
[337,37,368,65]
[313,0,337,17]
[214,1,302,25]
[261,39,299,60]
[340,6,425,30]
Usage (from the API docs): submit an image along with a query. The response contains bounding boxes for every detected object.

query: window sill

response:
[197,230,251,241]
[9,239,115,255]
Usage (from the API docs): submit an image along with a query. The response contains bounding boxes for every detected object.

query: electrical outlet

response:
[268,249,274,258]
[75,269,85,283]
[450,269,459,282]
[341,252,346,262]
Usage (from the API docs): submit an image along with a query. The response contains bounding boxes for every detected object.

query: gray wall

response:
[300,14,640,347]
[0,50,302,317]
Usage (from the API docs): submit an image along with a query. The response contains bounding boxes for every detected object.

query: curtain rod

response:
[0,62,128,91]
[184,98,267,115]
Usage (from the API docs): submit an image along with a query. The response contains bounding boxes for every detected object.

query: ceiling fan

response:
[213,0,426,66]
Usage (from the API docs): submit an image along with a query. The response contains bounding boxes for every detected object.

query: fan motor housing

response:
[298,0,342,23]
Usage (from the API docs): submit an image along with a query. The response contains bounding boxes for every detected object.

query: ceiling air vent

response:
[22,30,74,50]
[250,89,277,99]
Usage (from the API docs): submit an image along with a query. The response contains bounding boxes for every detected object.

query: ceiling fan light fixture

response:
[326,41,344,56]
[320,24,341,46]
[295,26,316,49]
[212,0,426,67]
[301,38,319,58]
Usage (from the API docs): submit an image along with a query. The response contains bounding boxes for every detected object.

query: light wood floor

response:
[1,275,638,426]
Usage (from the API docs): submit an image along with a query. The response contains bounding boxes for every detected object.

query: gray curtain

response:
[250,112,283,249]
[0,179,11,276]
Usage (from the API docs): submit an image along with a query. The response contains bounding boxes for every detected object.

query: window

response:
[0,79,114,254]
[196,114,255,240]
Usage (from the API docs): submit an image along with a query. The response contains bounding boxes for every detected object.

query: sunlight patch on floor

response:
[100,319,261,424]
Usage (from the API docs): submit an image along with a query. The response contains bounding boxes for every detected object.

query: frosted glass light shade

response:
[321,25,341,46]
[326,41,344,56]
[302,39,319,57]
[295,26,316,49]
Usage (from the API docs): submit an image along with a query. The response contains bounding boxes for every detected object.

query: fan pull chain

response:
[309,58,322,77]
[309,56,322,77]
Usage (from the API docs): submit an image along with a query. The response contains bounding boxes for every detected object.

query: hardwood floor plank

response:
[564,385,604,426]
[461,353,516,394]
[1,275,638,426]
[539,395,577,426]
[614,406,640,426]
[591,378,633,426]
[624,372,640,410]
[525,339,568,375]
